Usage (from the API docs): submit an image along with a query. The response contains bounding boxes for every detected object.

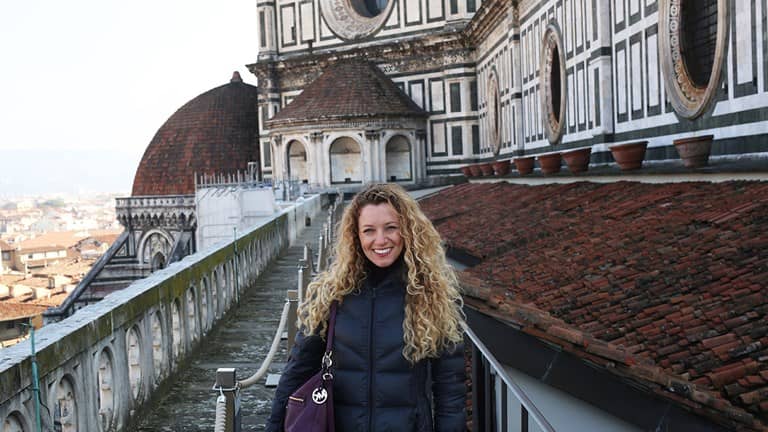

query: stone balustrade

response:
[0,194,326,432]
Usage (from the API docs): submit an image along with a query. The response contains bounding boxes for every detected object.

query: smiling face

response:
[357,202,404,268]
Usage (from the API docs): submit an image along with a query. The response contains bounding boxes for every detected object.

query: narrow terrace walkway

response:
[133,219,326,431]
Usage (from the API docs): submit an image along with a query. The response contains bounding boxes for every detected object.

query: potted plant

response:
[492,159,511,176]
[514,156,534,175]
[479,163,494,176]
[537,153,562,174]
[674,134,713,168]
[610,141,648,170]
[562,147,591,173]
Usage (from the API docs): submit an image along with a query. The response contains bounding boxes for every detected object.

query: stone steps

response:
[134,220,327,431]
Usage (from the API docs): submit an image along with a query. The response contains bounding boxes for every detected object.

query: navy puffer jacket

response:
[266,260,466,432]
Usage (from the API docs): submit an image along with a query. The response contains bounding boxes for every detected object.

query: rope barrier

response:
[213,394,227,432]
[237,299,292,389]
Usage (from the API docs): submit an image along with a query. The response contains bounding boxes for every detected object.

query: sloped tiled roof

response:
[0,302,48,321]
[18,231,87,250]
[266,60,427,127]
[0,240,13,251]
[420,181,768,430]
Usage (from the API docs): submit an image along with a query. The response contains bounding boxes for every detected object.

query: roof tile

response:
[421,181,768,428]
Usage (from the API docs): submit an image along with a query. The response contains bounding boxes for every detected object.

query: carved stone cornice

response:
[251,34,472,91]
[267,116,426,133]
[464,0,516,44]
[116,195,196,230]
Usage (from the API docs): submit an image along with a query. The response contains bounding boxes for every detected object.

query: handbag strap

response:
[325,301,338,353]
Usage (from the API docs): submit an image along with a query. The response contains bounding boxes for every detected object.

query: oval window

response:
[321,0,394,41]
[351,0,389,17]
[660,0,728,119]
[540,23,567,145]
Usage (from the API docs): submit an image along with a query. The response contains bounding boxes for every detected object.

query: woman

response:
[266,183,466,432]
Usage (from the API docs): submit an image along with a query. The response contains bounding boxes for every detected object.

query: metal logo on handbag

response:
[311,387,328,404]
[284,303,337,432]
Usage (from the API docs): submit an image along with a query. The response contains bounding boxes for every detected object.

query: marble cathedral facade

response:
[252,0,766,188]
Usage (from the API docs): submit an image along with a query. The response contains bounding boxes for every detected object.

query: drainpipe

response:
[21,321,42,432]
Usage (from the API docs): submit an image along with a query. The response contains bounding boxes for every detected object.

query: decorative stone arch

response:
[150,310,165,381]
[208,273,218,319]
[126,325,143,401]
[3,411,29,432]
[384,134,413,181]
[329,136,364,184]
[239,253,247,290]
[186,287,198,341]
[171,299,183,360]
[659,0,729,119]
[287,139,310,183]
[96,347,115,430]
[540,22,567,145]
[137,228,173,269]
[211,266,222,319]
[54,375,79,432]
[486,68,502,154]
[199,279,209,332]
[321,0,395,41]
[225,261,235,302]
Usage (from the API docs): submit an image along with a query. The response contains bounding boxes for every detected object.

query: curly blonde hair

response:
[298,183,464,363]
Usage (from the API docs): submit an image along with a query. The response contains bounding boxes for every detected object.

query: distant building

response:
[0,302,46,348]
[0,240,11,273]
[45,73,261,321]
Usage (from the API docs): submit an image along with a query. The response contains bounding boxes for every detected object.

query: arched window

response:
[329,137,363,184]
[385,136,412,181]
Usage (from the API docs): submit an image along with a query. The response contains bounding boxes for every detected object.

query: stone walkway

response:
[132,219,325,431]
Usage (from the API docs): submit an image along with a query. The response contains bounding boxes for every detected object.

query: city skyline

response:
[0,0,257,196]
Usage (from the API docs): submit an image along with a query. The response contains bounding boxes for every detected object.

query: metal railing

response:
[211,196,343,432]
[466,325,555,432]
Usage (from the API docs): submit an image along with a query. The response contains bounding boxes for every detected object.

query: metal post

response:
[297,259,309,302]
[26,323,42,432]
[286,289,298,353]
[304,244,315,275]
[214,368,241,432]
[317,234,325,272]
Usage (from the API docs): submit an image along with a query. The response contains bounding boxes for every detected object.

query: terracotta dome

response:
[131,72,259,196]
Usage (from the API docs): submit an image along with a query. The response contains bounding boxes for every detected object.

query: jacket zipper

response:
[368,285,376,432]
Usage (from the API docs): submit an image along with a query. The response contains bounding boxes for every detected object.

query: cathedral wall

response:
[514,0,768,163]
[257,0,768,180]
[258,0,479,57]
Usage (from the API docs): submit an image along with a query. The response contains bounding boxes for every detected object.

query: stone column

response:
[271,134,284,182]
[415,129,427,181]
[365,130,379,183]
[309,132,323,188]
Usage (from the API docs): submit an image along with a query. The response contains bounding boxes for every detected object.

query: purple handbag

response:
[284,302,337,432]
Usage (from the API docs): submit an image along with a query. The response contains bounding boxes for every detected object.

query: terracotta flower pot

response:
[492,160,511,176]
[674,135,713,168]
[460,166,473,177]
[610,141,648,170]
[514,157,534,175]
[537,153,562,174]
[562,148,592,173]
[469,164,482,177]
[479,163,494,176]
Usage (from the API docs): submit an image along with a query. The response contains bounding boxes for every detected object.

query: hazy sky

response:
[0,1,257,197]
